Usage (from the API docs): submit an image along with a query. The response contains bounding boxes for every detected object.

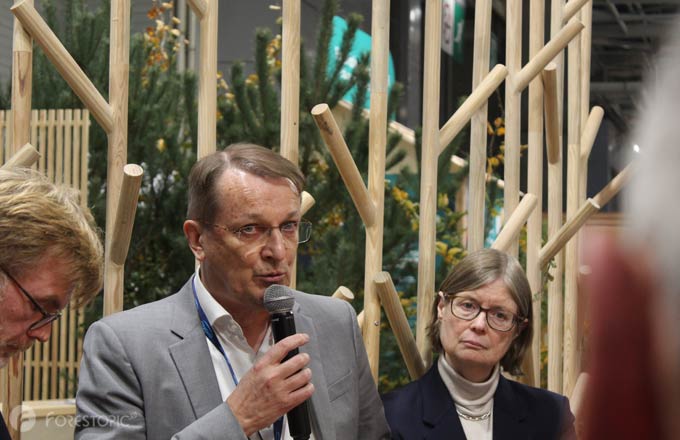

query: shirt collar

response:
[193,266,233,328]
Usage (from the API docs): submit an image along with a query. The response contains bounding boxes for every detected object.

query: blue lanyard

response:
[192,275,283,440]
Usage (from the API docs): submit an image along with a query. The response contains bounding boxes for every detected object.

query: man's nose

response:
[262,227,289,260]
[27,322,52,343]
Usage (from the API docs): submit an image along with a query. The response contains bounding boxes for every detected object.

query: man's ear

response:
[183,220,205,261]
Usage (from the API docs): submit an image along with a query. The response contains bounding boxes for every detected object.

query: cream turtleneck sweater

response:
[438,356,500,439]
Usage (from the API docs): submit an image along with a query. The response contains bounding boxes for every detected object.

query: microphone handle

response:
[271,311,311,440]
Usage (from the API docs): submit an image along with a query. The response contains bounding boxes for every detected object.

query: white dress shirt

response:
[194,269,309,440]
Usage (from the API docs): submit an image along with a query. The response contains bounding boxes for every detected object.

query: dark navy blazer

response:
[382,364,576,440]
[0,412,10,440]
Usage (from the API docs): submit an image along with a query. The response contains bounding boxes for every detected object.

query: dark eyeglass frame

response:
[448,296,523,332]
[1,266,62,331]
[201,219,313,244]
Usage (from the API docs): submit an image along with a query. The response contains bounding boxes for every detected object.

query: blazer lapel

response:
[167,283,224,419]
[492,376,528,440]
[421,365,467,440]
[293,302,335,440]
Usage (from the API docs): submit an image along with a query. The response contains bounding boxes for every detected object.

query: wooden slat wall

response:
[0,109,91,401]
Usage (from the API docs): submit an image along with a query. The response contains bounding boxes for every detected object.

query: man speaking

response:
[76,143,390,439]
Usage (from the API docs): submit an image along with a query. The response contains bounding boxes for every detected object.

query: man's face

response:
[0,256,72,368]
[194,169,301,314]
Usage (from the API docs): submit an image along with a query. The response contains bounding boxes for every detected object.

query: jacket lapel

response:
[421,365,467,440]
[167,282,224,419]
[492,375,528,439]
[293,302,335,440]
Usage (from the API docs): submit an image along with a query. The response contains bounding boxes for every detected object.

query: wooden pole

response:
[6,3,34,434]
[415,0,441,366]
[11,1,114,133]
[564,9,582,397]
[194,0,217,159]
[504,0,522,257]
[540,199,599,270]
[300,191,315,216]
[375,272,426,380]
[438,64,507,155]
[591,162,633,207]
[1,143,39,169]
[524,0,545,387]
[579,0,593,210]
[311,104,376,226]
[563,0,590,25]
[103,0,130,317]
[467,0,492,252]
[110,164,144,266]
[543,64,560,165]
[512,20,584,95]
[580,106,604,165]
[491,194,537,254]
[547,0,566,394]
[186,0,207,19]
[332,286,354,303]
[363,0,390,381]
[280,0,301,164]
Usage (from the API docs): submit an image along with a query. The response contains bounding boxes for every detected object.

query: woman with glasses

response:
[382,248,575,439]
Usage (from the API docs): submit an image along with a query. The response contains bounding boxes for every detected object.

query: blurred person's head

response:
[0,168,103,368]
[582,19,680,439]
[428,249,531,381]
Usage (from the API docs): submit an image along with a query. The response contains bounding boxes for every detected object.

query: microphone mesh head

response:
[263,284,295,313]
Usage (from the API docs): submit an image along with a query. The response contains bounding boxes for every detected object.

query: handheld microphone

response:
[263,284,311,440]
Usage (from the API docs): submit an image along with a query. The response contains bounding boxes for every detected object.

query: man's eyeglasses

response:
[0,266,62,331]
[202,220,313,245]
[449,296,522,332]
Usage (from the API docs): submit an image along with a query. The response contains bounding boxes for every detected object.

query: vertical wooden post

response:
[503,0,522,258]
[467,0,492,252]
[196,0,217,159]
[363,0,390,381]
[578,1,593,203]
[564,9,582,397]
[103,0,130,316]
[415,0,441,365]
[7,1,34,436]
[280,0,300,165]
[280,0,301,289]
[525,0,544,387]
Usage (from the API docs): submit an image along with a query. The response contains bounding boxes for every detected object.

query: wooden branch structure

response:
[467,0,493,252]
[543,63,560,165]
[547,0,566,395]
[564,8,583,397]
[332,286,355,303]
[415,0,442,366]
[362,0,390,380]
[300,191,315,216]
[1,143,39,169]
[539,162,632,270]
[280,0,301,164]
[438,64,507,155]
[311,103,376,227]
[503,0,522,257]
[374,272,426,380]
[187,0,217,159]
[491,193,537,253]
[11,1,113,133]
[512,19,585,95]
[109,164,144,266]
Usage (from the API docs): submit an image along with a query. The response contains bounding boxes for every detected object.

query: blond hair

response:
[0,167,103,308]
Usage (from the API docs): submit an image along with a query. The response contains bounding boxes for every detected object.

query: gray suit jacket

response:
[75,280,390,440]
